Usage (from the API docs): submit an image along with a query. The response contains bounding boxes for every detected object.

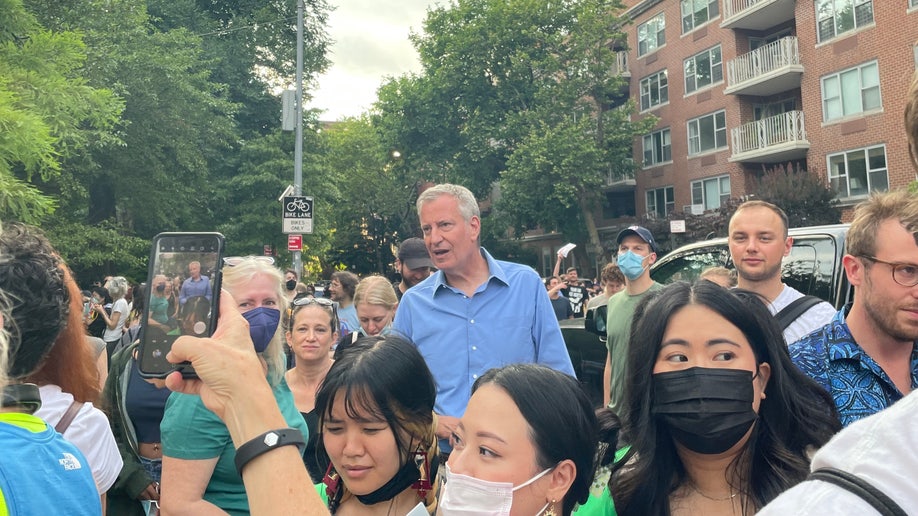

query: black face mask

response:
[285,279,297,291]
[354,456,421,505]
[652,367,758,455]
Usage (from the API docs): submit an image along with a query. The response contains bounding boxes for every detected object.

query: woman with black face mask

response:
[602,281,841,516]
[314,334,439,515]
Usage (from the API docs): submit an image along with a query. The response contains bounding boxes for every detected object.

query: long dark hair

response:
[611,281,840,515]
[315,334,438,513]
[474,364,620,516]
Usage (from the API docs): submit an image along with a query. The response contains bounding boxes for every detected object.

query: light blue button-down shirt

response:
[393,248,575,451]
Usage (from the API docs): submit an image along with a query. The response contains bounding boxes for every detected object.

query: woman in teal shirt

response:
[159,257,308,515]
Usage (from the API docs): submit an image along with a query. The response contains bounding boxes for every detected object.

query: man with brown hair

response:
[790,190,918,426]
[728,200,836,344]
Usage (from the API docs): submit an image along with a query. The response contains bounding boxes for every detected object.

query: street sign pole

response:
[293,0,305,277]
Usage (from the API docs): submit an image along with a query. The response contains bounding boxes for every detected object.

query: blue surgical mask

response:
[359,323,392,338]
[242,307,280,352]
[617,250,648,281]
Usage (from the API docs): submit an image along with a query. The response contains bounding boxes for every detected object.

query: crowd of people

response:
[0,72,916,516]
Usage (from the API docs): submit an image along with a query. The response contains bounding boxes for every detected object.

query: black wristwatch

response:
[234,428,306,476]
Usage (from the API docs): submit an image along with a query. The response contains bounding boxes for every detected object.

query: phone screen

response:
[138,232,224,378]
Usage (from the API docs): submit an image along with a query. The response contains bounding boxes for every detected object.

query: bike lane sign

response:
[283,196,313,234]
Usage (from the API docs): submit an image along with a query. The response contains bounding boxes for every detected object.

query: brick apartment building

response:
[527,0,918,279]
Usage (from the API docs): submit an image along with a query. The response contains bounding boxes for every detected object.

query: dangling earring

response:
[544,500,558,516]
[411,449,433,498]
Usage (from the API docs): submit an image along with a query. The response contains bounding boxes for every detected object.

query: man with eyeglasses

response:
[790,190,918,426]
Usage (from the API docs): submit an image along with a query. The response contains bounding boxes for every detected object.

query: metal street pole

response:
[293,0,304,276]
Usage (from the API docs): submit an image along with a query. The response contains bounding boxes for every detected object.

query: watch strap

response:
[234,427,306,476]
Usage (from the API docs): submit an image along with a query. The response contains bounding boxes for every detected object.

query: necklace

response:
[688,481,736,502]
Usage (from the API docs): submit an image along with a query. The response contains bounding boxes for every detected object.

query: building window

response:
[681,0,718,33]
[643,128,672,167]
[640,70,669,111]
[691,175,731,210]
[912,0,918,8]
[821,61,881,121]
[684,45,722,94]
[687,111,727,155]
[827,145,888,198]
[637,13,665,57]
[646,186,675,219]
[816,0,874,43]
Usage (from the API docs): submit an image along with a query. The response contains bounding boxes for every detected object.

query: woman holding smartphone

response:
[159,256,308,515]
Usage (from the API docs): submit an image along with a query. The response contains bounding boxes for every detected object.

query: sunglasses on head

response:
[223,256,276,267]
[290,296,339,329]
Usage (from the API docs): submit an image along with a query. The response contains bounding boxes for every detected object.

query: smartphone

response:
[138,232,225,378]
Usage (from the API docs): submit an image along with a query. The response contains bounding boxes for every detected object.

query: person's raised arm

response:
[165,291,328,516]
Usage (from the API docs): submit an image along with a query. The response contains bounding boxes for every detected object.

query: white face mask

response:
[438,464,552,516]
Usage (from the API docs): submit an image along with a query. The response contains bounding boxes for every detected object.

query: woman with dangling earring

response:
[442,363,619,516]
[314,334,439,514]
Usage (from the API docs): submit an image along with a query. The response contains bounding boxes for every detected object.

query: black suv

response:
[562,224,851,406]
[650,223,851,309]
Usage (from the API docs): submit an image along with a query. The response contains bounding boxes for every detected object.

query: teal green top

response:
[573,446,629,516]
[161,379,308,515]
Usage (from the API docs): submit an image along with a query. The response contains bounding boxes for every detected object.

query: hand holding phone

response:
[138,232,224,378]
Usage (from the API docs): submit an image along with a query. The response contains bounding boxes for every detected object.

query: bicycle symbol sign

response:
[282,196,313,234]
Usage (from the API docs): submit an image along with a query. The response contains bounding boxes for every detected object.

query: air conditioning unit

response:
[683,204,704,215]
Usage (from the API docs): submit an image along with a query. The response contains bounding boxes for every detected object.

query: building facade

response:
[623,0,918,221]
[518,0,918,279]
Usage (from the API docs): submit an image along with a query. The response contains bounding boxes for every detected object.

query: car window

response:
[783,236,837,303]
[651,245,730,284]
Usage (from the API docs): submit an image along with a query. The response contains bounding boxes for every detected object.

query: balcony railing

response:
[722,0,795,31]
[730,111,808,162]
[611,50,629,77]
[726,36,800,93]
[605,160,635,188]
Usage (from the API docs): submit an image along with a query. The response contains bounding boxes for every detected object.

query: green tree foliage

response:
[322,117,422,275]
[0,0,122,223]
[374,0,652,265]
[748,162,841,227]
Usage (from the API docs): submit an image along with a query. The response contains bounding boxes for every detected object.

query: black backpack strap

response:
[775,295,823,330]
[808,468,907,516]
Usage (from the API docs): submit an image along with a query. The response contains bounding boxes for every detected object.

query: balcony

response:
[611,50,630,78]
[725,37,802,96]
[722,0,795,31]
[729,111,809,163]
[603,160,636,192]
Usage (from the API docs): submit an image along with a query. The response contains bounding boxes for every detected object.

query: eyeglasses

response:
[860,256,918,287]
[223,256,276,267]
[290,296,339,329]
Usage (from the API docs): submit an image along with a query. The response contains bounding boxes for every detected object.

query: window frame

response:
[690,175,731,210]
[637,12,666,57]
[815,0,874,43]
[646,186,675,219]
[642,128,672,167]
[684,45,723,94]
[681,0,719,34]
[826,144,888,199]
[639,70,669,112]
[820,60,881,122]
[687,110,727,156]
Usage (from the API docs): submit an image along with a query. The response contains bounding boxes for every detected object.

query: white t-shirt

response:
[768,285,837,345]
[758,390,918,514]
[36,384,123,493]
[102,298,129,342]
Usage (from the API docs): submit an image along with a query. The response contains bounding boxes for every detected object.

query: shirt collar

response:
[430,247,507,297]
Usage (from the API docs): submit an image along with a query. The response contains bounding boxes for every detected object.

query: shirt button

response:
[472,374,478,379]
[470,319,475,324]
[472,346,477,351]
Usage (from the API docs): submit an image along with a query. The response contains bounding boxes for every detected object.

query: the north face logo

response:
[59,452,83,470]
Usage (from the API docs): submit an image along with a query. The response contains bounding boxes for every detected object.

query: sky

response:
[307,1,436,121]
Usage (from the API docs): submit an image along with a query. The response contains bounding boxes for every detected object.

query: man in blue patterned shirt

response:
[789,190,918,426]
